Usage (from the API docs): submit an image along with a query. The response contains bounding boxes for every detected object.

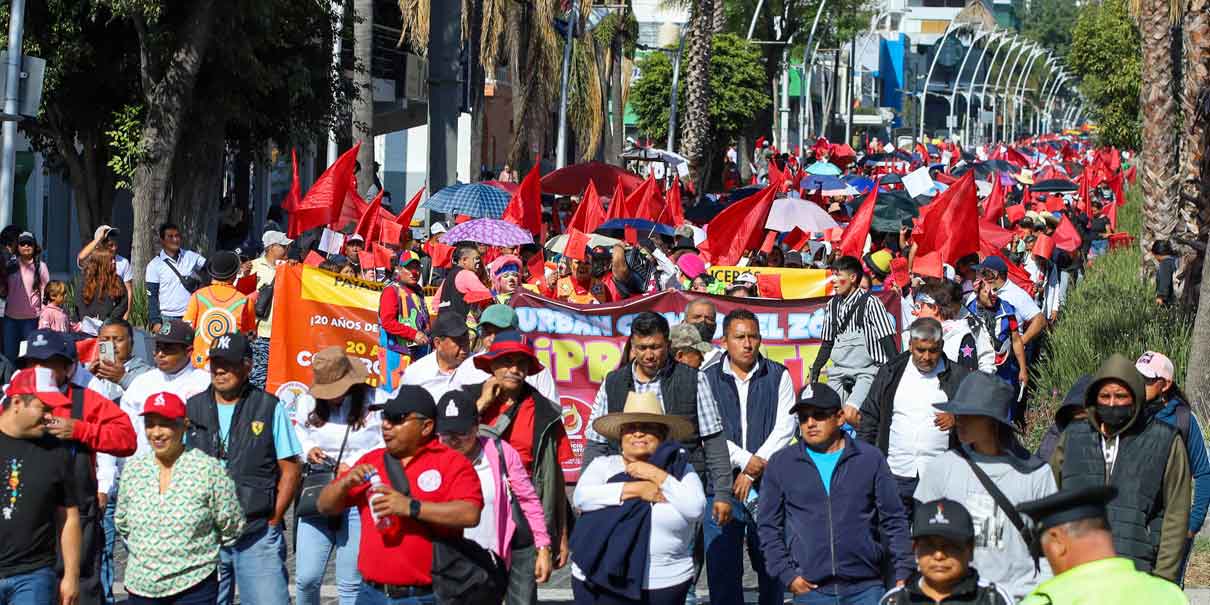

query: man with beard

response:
[1048,355,1191,582]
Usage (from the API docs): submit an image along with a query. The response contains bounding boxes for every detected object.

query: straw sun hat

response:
[591,392,695,442]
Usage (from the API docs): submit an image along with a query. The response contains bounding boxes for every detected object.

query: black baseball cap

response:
[435,390,478,434]
[154,320,194,345]
[18,330,76,366]
[790,382,842,413]
[431,312,469,338]
[209,332,250,364]
[913,499,975,543]
[376,384,438,420]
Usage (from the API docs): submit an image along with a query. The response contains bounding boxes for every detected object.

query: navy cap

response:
[435,390,478,434]
[209,332,251,364]
[913,499,975,543]
[154,320,195,345]
[18,330,76,365]
[1019,486,1118,531]
[973,255,1008,275]
[431,312,469,338]
[791,382,842,413]
[379,384,438,420]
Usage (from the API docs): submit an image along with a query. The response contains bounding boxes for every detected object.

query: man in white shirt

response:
[700,309,797,605]
[857,318,970,515]
[118,320,213,454]
[396,312,470,403]
[973,256,1046,347]
[146,222,207,331]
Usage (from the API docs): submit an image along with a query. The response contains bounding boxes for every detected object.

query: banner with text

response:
[510,289,901,480]
[706,266,833,299]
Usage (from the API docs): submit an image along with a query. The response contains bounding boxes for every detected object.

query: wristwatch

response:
[409,499,422,519]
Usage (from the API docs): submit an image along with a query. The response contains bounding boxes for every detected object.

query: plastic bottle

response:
[366,470,398,532]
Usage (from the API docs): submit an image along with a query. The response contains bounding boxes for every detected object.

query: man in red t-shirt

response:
[465,331,573,569]
[318,384,483,600]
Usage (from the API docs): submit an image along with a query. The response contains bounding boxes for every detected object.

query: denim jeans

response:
[0,566,56,605]
[250,337,270,390]
[101,496,117,605]
[217,523,290,605]
[127,573,218,605]
[296,508,363,605]
[791,585,884,605]
[354,584,435,605]
[572,578,692,605]
[2,316,36,361]
[506,544,537,605]
[703,495,783,605]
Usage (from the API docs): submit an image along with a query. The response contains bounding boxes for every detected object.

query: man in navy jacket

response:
[758,382,913,604]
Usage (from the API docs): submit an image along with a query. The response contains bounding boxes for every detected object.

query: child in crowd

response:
[38,280,76,332]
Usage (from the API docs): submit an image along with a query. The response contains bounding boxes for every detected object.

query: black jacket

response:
[857,351,969,455]
[877,570,1013,605]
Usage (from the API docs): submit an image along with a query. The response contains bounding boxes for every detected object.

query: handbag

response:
[382,449,508,604]
[295,422,352,519]
[954,446,1042,572]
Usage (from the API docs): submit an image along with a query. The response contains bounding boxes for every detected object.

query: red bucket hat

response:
[473,330,544,376]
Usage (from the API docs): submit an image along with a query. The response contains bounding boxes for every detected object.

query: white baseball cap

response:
[1135,351,1175,382]
[261,230,293,248]
[430,222,448,235]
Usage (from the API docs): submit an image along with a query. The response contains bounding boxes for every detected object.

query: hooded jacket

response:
[1049,354,1191,581]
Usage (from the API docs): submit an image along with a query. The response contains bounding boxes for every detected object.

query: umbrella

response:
[952,162,995,179]
[620,147,688,166]
[439,218,534,246]
[766,197,841,233]
[982,159,1020,173]
[800,174,856,196]
[597,218,676,236]
[871,190,919,232]
[479,180,519,195]
[684,199,730,224]
[540,161,643,197]
[546,233,622,255]
[422,183,510,218]
[1062,161,1084,177]
[844,175,877,194]
[727,186,764,203]
[830,144,857,168]
[1031,178,1079,193]
[805,161,842,176]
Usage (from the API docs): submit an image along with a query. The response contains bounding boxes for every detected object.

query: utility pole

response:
[831,48,841,140]
[327,0,343,165]
[667,28,686,153]
[0,0,26,228]
[555,5,578,169]
[428,0,460,192]
[845,33,855,146]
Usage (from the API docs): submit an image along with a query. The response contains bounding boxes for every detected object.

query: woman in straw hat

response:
[569,392,706,605]
[291,347,383,605]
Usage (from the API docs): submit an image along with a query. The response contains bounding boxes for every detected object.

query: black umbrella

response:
[684,199,729,224]
[952,162,995,178]
[982,159,1020,173]
[726,185,763,203]
[871,190,919,232]
[1031,178,1079,193]
[859,153,898,165]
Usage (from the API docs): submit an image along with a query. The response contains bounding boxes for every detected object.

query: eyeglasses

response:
[383,412,423,426]
[797,408,839,421]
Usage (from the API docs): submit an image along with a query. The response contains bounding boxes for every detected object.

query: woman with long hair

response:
[76,249,129,335]
[3,231,49,358]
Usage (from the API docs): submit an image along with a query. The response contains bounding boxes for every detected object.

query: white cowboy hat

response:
[591,392,695,442]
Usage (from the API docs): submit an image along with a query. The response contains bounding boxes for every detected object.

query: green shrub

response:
[129,285,149,328]
[1025,191,1193,448]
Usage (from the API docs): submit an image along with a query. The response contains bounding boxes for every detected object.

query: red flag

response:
[782,227,810,251]
[566,181,606,233]
[395,187,425,229]
[1124,164,1137,185]
[372,243,394,268]
[626,175,664,222]
[603,175,628,222]
[503,161,543,237]
[1054,216,1083,251]
[768,160,786,192]
[994,252,1036,297]
[701,185,778,266]
[663,177,686,227]
[358,251,377,270]
[979,221,1015,256]
[526,250,546,283]
[1103,199,1118,230]
[758,230,778,254]
[1005,204,1026,224]
[839,187,878,259]
[564,228,590,261]
[424,239,455,268]
[1104,171,1125,207]
[282,149,301,212]
[914,170,980,265]
[982,174,1006,223]
[303,250,325,267]
[379,220,403,246]
[290,143,360,237]
[354,190,386,244]
[1074,170,1091,215]
[624,226,638,245]
[756,273,783,298]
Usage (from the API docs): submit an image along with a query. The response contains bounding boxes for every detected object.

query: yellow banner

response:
[708,266,832,299]
[299,265,385,309]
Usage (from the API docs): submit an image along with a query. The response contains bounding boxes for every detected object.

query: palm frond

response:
[397,0,430,52]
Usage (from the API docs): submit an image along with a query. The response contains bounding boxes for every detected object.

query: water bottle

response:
[366,470,398,532]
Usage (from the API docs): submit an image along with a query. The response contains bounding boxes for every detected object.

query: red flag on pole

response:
[982,174,1006,223]
[379,220,403,246]
[503,161,543,237]
[290,143,360,237]
[625,175,663,222]
[564,228,590,261]
[664,177,686,227]
[1053,216,1084,252]
[395,187,425,230]
[838,187,878,259]
[914,170,980,265]
[354,190,386,244]
[566,180,606,233]
[701,185,778,266]
[603,176,628,222]
[282,149,301,212]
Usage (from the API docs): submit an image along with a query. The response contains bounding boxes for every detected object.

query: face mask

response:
[1096,405,1134,432]
[695,322,716,342]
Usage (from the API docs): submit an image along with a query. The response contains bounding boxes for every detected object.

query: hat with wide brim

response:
[473,340,544,376]
[933,372,1016,427]
[592,391,695,442]
[309,346,371,400]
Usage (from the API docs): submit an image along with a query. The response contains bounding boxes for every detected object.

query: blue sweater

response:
[757,434,913,593]
[1154,397,1210,533]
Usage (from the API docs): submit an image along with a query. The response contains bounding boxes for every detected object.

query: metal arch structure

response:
[1043,72,1071,133]
[1009,49,1046,140]
[961,31,1006,145]
[973,33,1016,146]
[993,40,1034,144]
[919,21,979,140]
[946,28,995,140]
[798,0,832,153]
[1032,61,1061,134]
[987,37,1029,145]
[1004,45,1041,142]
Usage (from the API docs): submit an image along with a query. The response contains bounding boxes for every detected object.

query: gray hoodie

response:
[914,445,1057,600]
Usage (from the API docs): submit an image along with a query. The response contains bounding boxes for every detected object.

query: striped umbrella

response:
[421,183,510,218]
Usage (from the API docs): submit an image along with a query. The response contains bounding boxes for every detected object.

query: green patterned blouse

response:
[115,448,245,597]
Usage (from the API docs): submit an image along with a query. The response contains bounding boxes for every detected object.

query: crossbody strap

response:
[332,420,353,470]
[954,446,1041,572]
[162,254,191,287]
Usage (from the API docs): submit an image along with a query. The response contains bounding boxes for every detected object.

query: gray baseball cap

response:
[670,323,712,355]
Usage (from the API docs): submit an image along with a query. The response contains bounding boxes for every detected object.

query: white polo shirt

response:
[996,280,1041,326]
[145,249,206,317]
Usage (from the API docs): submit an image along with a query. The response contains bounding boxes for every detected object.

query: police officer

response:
[1017,486,1188,605]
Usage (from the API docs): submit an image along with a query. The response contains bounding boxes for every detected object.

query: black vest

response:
[603,362,703,472]
[1060,419,1176,571]
[187,386,282,536]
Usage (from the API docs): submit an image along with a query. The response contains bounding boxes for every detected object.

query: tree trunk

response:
[353,0,376,196]
[1179,2,1210,307]
[507,2,532,170]
[50,124,116,243]
[1138,0,1180,265]
[609,30,625,166]
[680,0,715,193]
[169,122,225,255]
[712,0,726,33]
[1185,230,1210,421]
[130,0,219,288]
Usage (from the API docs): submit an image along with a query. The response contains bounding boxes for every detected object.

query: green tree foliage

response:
[1017,0,1079,57]
[630,33,767,148]
[1067,0,1141,149]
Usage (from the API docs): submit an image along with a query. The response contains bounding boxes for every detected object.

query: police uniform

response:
[1017,487,1188,605]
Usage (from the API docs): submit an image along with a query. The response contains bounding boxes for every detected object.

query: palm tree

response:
[1133,0,1181,262]
[1178,0,1210,303]
[680,0,716,192]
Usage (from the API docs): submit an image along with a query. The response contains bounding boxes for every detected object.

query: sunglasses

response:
[797,408,839,421]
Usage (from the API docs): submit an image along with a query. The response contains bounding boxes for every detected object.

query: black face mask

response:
[1096,405,1134,432]
[695,322,716,342]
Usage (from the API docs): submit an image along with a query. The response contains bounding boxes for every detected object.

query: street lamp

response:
[919,22,975,141]
[947,28,994,140]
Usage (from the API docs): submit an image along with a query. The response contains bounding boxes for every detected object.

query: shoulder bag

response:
[295,422,352,519]
[954,446,1042,572]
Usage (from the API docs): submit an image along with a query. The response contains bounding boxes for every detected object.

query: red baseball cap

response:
[141,392,188,421]
[4,367,70,406]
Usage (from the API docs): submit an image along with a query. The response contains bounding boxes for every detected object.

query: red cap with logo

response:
[141,392,188,421]
[5,367,71,406]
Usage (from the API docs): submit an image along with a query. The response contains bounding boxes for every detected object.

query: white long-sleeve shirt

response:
[291,393,384,464]
[718,359,798,472]
[572,455,705,590]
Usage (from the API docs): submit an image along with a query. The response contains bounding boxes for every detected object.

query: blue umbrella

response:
[421,183,510,218]
[800,174,848,192]
[805,161,842,176]
[597,218,676,236]
[844,175,876,194]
